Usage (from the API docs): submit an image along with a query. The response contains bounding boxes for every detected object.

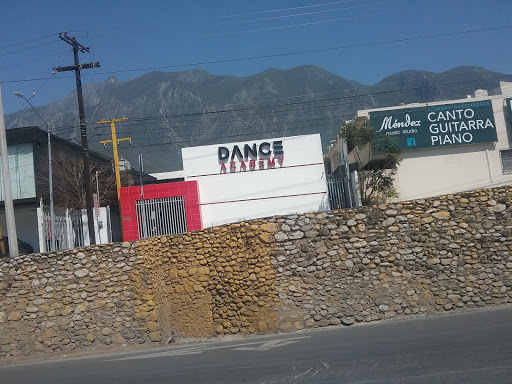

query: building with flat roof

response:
[325,81,512,204]
[120,134,328,240]
[0,126,116,253]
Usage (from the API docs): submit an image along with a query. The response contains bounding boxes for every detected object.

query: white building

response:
[182,134,328,228]
[326,81,512,203]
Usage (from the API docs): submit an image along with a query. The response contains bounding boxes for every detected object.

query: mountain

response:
[5,65,510,173]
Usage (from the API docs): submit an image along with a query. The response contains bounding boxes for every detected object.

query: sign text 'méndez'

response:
[369,100,497,151]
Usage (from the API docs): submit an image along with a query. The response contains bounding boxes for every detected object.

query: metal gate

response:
[39,209,86,251]
[41,211,67,251]
[38,203,112,252]
[327,177,353,210]
[136,196,187,239]
[68,211,86,248]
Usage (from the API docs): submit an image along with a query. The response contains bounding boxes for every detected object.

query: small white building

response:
[182,134,328,228]
[326,81,512,203]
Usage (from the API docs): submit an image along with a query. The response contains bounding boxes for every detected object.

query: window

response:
[500,149,512,174]
[0,143,36,201]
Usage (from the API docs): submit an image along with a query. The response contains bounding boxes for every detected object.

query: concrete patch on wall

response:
[135,221,281,341]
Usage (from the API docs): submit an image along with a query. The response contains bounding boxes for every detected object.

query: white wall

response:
[394,98,512,200]
[91,207,111,246]
[182,134,328,227]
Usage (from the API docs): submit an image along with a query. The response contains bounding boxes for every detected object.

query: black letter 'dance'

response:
[273,141,284,156]
[258,142,271,158]
[231,145,244,161]
[244,143,258,159]
[218,147,229,161]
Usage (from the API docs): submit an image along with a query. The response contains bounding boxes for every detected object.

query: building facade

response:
[0,126,116,253]
[325,81,512,203]
[120,134,328,240]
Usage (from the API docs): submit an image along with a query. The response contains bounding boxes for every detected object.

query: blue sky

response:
[1,0,511,114]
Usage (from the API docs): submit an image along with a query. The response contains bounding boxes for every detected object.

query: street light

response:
[14,92,56,252]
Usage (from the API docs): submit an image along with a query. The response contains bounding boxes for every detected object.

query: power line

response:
[213,9,384,36]
[0,29,106,52]
[0,49,71,70]
[94,91,512,153]
[40,72,510,136]
[93,74,512,123]
[0,40,60,58]
[0,1,361,57]
[210,1,384,26]
[92,115,346,141]
[0,33,58,51]
[43,73,512,138]
[10,63,463,127]
[4,24,512,84]
[93,66,512,119]
[0,1,359,50]
[9,68,511,137]
[95,120,334,152]
[198,0,359,20]
[16,91,511,158]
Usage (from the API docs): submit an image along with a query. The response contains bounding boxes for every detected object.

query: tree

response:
[36,153,131,210]
[339,122,401,206]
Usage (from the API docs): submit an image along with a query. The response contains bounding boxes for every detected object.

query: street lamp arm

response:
[13,92,50,130]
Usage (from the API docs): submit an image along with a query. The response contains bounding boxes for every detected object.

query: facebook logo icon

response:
[407,138,416,147]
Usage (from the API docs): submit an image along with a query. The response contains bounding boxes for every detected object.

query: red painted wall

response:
[119,181,202,241]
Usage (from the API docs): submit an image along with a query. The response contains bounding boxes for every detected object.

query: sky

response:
[1,0,511,115]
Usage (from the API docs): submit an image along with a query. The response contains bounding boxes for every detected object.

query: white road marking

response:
[289,367,312,380]
[234,339,302,351]
[106,335,310,361]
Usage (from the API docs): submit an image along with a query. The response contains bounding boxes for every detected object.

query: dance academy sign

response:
[369,100,497,151]
[217,140,284,173]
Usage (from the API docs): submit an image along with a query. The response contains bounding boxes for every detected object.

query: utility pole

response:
[97,118,130,201]
[0,83,18,257]
[95,171,101,244]
[138,154,147,238]
[54,33,100,245]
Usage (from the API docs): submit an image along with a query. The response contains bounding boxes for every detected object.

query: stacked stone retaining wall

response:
[0,243,152,359]
[1,185,511,361]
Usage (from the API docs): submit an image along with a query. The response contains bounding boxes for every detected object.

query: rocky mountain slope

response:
[6,65,509,173]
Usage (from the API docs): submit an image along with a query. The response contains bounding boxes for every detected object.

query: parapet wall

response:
[1,186,511,361]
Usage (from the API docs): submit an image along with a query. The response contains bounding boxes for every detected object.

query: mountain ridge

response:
[6,65,511,173]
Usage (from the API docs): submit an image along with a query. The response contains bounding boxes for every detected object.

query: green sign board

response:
[369,100,497,151]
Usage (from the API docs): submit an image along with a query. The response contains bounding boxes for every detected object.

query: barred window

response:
[500,149,512,174]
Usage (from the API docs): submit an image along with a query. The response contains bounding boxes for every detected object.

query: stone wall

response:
[0,243,154,359]
[271,187,512,329]
[1,185,511,361]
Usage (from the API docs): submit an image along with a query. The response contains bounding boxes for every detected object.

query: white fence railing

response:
[37,201,112,253]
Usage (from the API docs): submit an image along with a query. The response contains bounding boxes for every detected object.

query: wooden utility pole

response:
[54,33,100,245]
[97,118,130,201]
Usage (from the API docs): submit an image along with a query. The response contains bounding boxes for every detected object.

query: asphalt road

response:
[2,306,512,384]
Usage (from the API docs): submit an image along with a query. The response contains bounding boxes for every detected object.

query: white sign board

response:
[182,134,328,228]
[93,193,100,217]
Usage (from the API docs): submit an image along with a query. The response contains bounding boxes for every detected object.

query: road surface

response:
[1,306,511,383]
